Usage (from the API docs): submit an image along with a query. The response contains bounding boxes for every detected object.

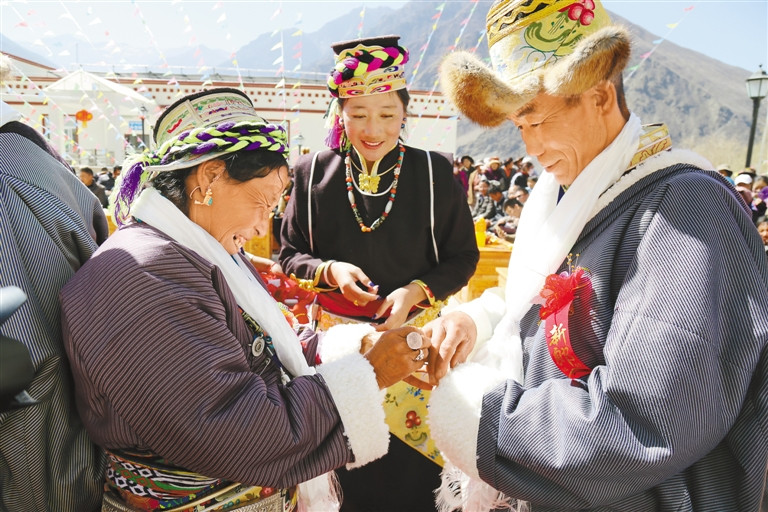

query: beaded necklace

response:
[345,144,405,233]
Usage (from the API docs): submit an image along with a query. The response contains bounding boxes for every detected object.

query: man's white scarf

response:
[131,188,339,512]
[474,113,642,376]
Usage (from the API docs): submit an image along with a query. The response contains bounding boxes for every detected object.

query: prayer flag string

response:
[408,2,446,86]
[409,0,481,147]
[625,5,695,81]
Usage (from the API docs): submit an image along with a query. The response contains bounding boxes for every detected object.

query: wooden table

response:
[459,241,513,302]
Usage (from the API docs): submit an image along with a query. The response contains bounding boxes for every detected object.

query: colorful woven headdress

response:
[440,0,631,127]
[327,35,409,98]
[113,88,288,226]
[324,35,409,149]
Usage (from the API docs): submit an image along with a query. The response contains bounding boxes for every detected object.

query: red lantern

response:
[75,109,93,128]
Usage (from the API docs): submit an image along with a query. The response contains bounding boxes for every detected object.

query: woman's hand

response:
[422,311,477,385]
[248,253,284,276]
[372,283,426,332]
[325,261,379,306]
[363,327,431,389]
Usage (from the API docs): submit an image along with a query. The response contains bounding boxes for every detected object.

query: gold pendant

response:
[358,173,381,194]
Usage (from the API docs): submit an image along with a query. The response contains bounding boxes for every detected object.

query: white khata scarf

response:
[473,113,642,377]
[131,187,340,512]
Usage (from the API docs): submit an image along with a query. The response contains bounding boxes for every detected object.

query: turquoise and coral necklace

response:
[345,144,405,233]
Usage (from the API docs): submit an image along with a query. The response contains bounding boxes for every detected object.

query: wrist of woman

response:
[410,279,436,309]
[321,260,337,287]
[291,260,338,292]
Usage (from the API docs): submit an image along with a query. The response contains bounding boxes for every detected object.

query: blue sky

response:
[1,1,766,73]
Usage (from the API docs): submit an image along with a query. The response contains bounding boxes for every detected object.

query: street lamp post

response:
[295,133,305,155]
[745,65,768,168]
[139,105,148,150]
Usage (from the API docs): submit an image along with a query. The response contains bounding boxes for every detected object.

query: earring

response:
[195,186,214,206]
[401,117,406,130]
[191,173,220,206]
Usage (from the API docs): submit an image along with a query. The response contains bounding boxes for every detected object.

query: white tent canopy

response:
[42,69,157,166]
[44,68,156,116]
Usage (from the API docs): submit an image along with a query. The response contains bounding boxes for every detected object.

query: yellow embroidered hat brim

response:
[440,0,631,127]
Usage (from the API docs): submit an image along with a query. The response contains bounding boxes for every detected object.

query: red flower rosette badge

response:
[538,261,592,379]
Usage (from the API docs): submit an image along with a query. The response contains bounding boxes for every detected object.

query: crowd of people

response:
[459,155,534,242]
[452,151,768,254]
[2,0,768,511]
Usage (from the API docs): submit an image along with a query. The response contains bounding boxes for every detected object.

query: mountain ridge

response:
[1,1,761,168]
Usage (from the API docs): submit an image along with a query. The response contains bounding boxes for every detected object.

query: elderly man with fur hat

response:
[422,1,768,511]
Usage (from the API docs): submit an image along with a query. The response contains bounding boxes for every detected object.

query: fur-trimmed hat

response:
[440,0,631,127]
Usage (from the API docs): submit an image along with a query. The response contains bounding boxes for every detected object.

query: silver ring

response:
[413,349,426,362]
[406,331,422,350]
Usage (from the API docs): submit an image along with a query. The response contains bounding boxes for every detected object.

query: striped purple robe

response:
[1,127,108,512]
[60,222,353,488]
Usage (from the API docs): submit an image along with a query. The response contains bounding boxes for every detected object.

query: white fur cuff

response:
[428,363,507,480]
[316,352,388,469]
[319,323,375,363]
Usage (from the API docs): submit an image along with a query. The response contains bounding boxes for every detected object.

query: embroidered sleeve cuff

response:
[428,362,507,480]
[319,323,375,363]
[317,352,388,469]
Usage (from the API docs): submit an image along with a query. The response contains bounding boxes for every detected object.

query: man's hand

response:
[422,311,477,385]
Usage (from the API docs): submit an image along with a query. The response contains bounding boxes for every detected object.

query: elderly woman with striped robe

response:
[60,88,432,512]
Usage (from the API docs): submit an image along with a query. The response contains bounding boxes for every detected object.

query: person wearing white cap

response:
[735,173,760,222]
[735,172,754,188]
[422,0,768,510]
[520,155,538,177]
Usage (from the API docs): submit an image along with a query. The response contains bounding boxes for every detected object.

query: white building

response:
[1,52,459,168]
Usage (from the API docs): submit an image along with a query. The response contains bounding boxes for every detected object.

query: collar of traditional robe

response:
[349,143,400,195]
